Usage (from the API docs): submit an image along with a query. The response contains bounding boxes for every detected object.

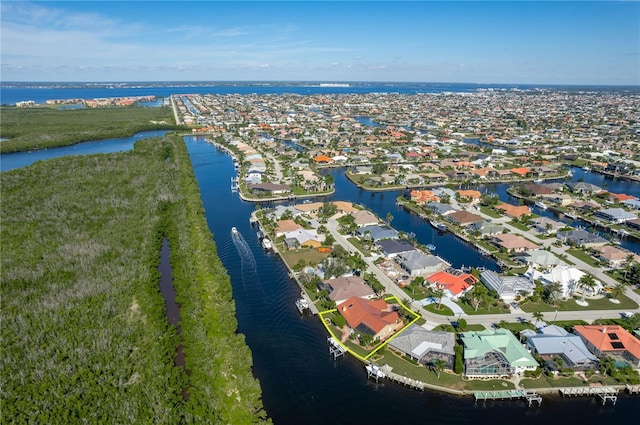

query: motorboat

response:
[534,201,548,210]
[261,237,273,250]
[295,297,310,314]
[231,226,238,235]
[429,220,447,232]
[426,244,436,251]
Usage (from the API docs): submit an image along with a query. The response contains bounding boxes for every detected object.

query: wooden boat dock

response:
[559,386,618,405]
[474,389,542,406]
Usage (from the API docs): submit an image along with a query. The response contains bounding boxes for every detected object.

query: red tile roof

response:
[337,297,399,335]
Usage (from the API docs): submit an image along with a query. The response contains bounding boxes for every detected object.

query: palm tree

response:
[434,287,445,310]
[577,273,597,304]
[532,311,544,326]
[432,358,446,379]
[623,254,637,284]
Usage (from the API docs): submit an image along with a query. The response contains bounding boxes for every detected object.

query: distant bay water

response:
[3,81,639,105]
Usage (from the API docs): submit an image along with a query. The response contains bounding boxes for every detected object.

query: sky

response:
[1,1,639,85]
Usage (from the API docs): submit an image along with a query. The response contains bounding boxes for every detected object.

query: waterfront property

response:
[336,297,404,343]
[323,275,376,305]
[388,324,456,369]
[573,325,640,369]
[480,270,534,301]
[461,329,538,378]
[522,325,598,370]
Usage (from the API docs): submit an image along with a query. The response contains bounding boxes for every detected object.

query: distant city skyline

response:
[1,1,639,85]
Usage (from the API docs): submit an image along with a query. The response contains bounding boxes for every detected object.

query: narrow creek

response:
[157,237,190,400]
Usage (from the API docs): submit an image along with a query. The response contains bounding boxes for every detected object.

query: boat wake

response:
[230,229,264,298]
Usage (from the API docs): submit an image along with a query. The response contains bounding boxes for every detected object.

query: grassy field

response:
[0,106,181,153]
[566,248,601,267]
[1,135,268,423]
[281,247,330,268]
[520,293,638,313]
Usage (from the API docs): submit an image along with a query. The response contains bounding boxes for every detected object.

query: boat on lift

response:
[295,296,310,314]
[261,237,273,250]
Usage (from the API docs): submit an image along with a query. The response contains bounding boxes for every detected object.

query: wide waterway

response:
[184,135,640,425]
[2,127,639,424]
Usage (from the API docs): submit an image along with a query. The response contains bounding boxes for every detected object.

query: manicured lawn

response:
[566,248,601,267]
[424,303,455,316]
[456,300,510,315]
[402,284,432,301]
[281,247,330,268]
[509,221,531,232]
[520,293,638,313]
[480,206,502,218]
[496,322,536,333]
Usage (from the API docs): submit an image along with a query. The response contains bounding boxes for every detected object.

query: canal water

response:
[184,135,640,425]
[1,132,639,423]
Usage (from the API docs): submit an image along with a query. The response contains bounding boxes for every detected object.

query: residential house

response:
[275,219,303,237]
[529,217,565,235]
[283,228,322,248]
[556,229,608,247]
[398,252,449,277]
[376,239,416,258]
[461,329,538,378]
[389,325,456,368]
[525,265,602,298]
[456,190,482,204]
[495,203,531,219]
[516,250,563,272]
[324,276,375,305]
[573,325,640,369]
[622,199,640,210]
[469,220,503,238]
[248,183,291,195]
[510,167,533,178]
[336,297,403,342]
[350,210,379,227]
[591,245,640,268]
[480,270,534,300]
[411,189,440,204]
[358,225,399,242]
[447,211,485,227]
[593,208,637,224]
[424,202,457,216]
[492,233,538,253]
[426,270,477,300]
[522,325,597,370]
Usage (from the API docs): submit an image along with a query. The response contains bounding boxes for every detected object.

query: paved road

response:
[325,211,639,330]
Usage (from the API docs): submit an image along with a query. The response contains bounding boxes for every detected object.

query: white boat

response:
[261,237,273,250]
[231,226,238,235]
[426,244,436,251]
[295,297,310,314]
[429,220,447,232]
[533,178,543,183]
[534,201,548,210]
[582,166,591,172]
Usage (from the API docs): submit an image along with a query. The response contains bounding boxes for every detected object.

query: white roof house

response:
[525,265,602,298]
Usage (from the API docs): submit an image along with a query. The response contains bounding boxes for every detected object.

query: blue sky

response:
[1,1,638,84]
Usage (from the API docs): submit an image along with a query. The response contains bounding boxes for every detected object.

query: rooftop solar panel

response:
[611,341,625,349]
[608,333,619,340]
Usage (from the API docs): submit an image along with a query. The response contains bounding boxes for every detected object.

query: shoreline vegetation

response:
[1,135,269,423]
[0,105,183,154]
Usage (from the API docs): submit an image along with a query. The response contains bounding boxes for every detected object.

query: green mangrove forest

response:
[0,105,181,153]
[1,134,269,423]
